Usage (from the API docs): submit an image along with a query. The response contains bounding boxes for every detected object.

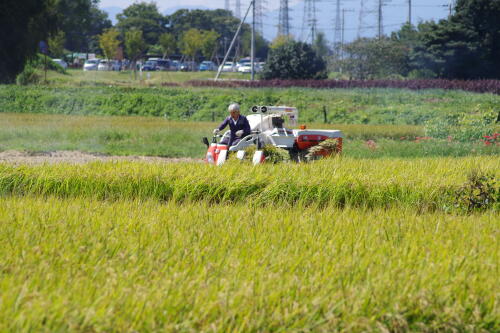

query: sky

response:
[99,0,452,42]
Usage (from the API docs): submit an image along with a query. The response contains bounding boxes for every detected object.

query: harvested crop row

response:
[0,196,498,332]
[0,157,498,211]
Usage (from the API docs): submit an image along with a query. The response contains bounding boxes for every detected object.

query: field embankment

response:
[1,85,498,125]
[1,157,498,211]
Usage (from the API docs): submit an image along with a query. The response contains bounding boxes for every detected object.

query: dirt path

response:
[0,150,202,165]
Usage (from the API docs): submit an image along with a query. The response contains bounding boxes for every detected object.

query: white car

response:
[238,63,262,73]
[219,61,236,72]
[98,60,111,71]
[52,59,68,69]
[83,59,99,71]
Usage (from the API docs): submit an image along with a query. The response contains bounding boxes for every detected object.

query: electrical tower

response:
[278,0,290,37]
[254,0,266,36]
[302,0,318,43]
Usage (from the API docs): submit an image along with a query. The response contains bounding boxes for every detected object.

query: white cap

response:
[228,103,240,112]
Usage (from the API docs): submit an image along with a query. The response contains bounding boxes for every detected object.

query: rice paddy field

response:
[0,77,499,331]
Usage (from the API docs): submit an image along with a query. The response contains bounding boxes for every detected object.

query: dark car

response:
[141,60,158,71]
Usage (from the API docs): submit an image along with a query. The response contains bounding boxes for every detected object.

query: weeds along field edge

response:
[0,196,498,332]
[0,156,498,211]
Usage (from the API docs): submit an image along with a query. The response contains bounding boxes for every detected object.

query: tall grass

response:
[0,157,498,211]
[0,196,498,331]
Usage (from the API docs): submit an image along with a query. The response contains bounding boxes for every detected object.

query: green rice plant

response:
[0,157,498,211]
[0,196,498,331]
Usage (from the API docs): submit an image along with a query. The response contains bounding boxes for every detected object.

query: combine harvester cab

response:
[202,106,343,165]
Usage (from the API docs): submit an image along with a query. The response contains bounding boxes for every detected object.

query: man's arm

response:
[217,117,229,131]
[242,116,251,136]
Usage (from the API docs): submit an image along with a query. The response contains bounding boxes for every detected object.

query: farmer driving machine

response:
[202,106,343,165]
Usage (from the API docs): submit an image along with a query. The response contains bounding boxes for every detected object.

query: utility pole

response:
[215,1,253,80]
[334,0,341,55]
[357,0,365,38]
[225,0,230,11]
[408,0,412,25]
[251,0,255,80]
[341,9,354,60]
[377,0,383,39]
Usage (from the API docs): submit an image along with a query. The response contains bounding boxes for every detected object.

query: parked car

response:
[199,61,216,71]
[219,61,236,72]
[97,59,112,71]
[141,60,158,71]
[156,59,170,71]
[83,59,99,71]
[51,59,68,69]
[110,60,122,71]
[169,60,180,71]
[180,61,197,71]
[237,63,252,73]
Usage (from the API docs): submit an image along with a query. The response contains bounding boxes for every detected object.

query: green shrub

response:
[455,171,499,212]
[261,41,327,80]
[16,65,40,85]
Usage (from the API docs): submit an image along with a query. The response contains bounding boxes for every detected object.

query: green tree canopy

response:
[180,28,204,60]
[125,28,146,61]
[343,37,409,79]
[395,0,500,79]
[200,30,220,59]
[116,2,167,46]
[99,28,121,60]
[54,0,111,52]
[48,30,66,58]
[0,0,58,83]
[158,33,176,59]
[261,40,327,80]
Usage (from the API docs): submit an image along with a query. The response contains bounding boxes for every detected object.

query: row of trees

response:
[336,0,500,80]
[0,0,269,83]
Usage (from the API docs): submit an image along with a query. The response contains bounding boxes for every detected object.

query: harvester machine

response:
[202,106,343,165]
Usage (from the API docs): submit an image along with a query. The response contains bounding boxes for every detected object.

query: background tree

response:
[54,0,111,52]
[158,33,176,59]
[0,0,58,83]
[125,28,146,78]
[270,35,292,49]
[313,32,330,59]
[48,30,66,58]
[342,37,409,79]
[393,0,500,79]
[168,9,269,60]
[261,40,327,80]
[116,2,167,47]
[180,29,204,61]
[200,30,219,60]
[99,28,120,60]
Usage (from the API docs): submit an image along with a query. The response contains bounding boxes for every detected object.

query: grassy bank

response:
[1,84,498,125]
[1,157,498,211]
[0,196,498,331]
